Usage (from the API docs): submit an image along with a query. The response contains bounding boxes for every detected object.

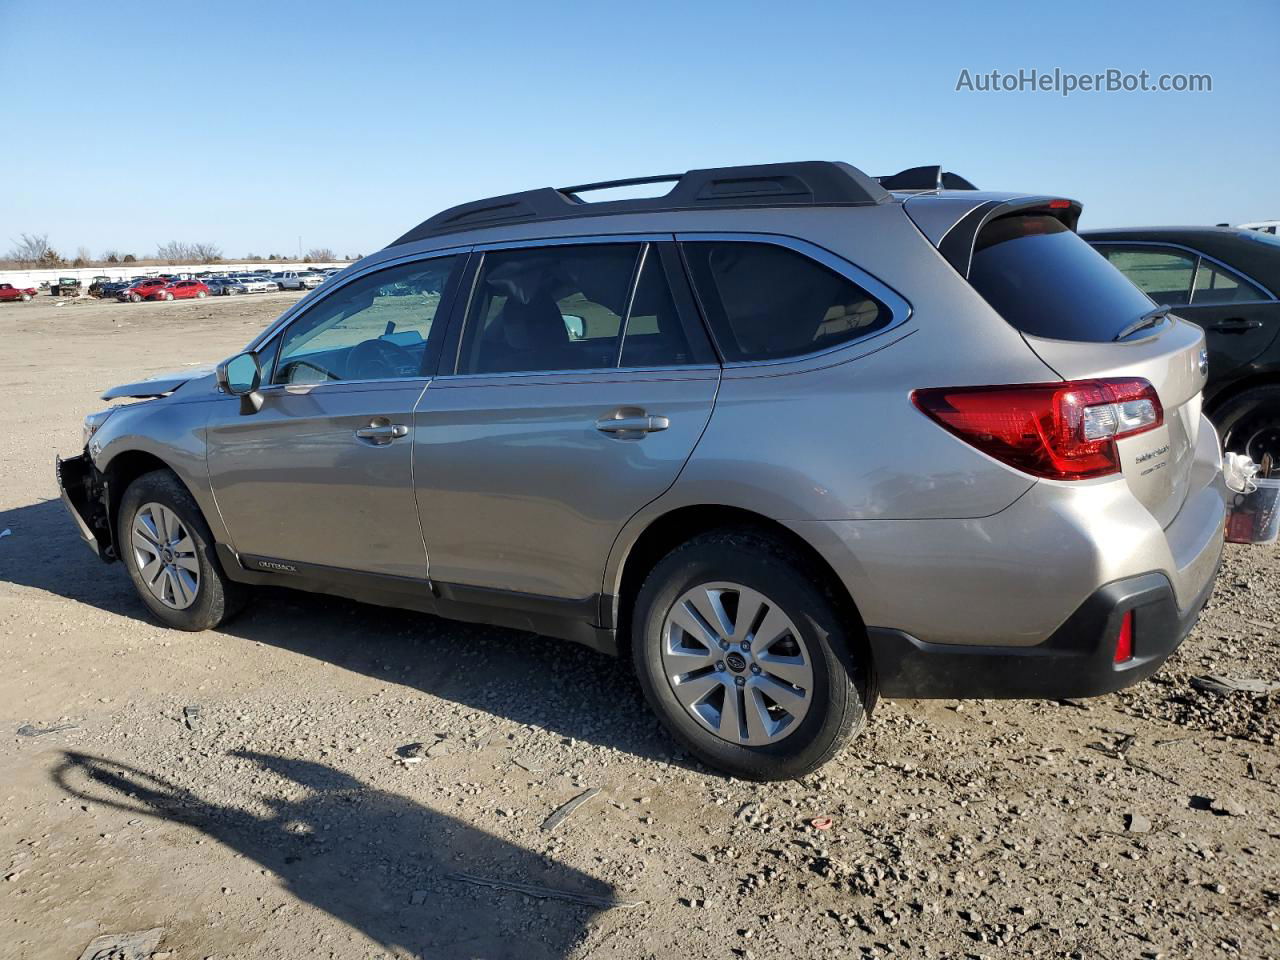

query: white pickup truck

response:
[272,270,325,291]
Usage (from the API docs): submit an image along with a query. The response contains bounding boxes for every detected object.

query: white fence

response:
[0,262,351,290]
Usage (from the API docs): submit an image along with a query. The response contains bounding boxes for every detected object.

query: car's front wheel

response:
[631,530,872,780]
[129,293,142,303]
[196,290,207,298]
[119,470,245,631]
[20,293,31,301]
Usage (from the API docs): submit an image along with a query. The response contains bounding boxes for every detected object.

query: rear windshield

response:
[968,215,1154,342]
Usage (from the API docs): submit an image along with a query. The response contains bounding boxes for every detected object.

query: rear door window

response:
[1192,260,1268,304]
[1096,246,1196,305]
[681,241,891,362]
[968,216,1155,342]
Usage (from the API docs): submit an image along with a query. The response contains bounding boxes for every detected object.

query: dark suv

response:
[1082,227,1280,461]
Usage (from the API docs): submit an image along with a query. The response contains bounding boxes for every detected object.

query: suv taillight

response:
[912,379,1163,480]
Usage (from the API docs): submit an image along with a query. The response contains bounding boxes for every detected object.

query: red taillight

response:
[1048,199,1071,209]
[912,379,1163,480]
[1114,611,1134,663]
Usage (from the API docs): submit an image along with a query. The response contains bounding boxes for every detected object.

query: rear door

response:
[964,213,1209,529]
[1092,243,1280,383]
[412,238,719,602]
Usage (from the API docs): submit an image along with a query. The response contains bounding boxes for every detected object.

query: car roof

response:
[1080,225,1280,290]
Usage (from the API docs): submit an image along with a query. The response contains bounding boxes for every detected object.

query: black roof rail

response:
[389,161,891,246]
[877,166,978,192]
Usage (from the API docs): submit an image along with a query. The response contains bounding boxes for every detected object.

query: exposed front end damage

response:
[56,453,115,562]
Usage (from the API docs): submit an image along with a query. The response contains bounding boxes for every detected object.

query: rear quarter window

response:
[682,241,892,362]
[968,215,1153,342]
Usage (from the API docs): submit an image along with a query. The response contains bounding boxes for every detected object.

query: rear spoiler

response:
[910,196,1083,277]
[877,166,978,192]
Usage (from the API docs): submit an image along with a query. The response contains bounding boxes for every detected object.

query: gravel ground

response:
[1,294,1278,960]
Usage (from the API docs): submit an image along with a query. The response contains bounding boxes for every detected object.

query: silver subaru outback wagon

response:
[57,161,1226,780]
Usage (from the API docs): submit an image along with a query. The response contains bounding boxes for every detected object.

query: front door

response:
[413,240,720,601]
[206,253,465,579]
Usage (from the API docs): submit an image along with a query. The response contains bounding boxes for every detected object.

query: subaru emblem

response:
[1198,347,1209,376]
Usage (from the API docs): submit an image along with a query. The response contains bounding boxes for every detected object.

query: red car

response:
[146,279,211,302]
[118,279,168,302]
[0,283,37,302]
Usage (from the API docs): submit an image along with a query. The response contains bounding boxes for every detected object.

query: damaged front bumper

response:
[55,453,114,561]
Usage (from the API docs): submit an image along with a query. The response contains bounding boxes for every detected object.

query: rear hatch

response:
[958,207,1208,528]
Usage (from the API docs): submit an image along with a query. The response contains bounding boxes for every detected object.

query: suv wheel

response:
[631,530,871,780]
[119,470,245,631]
[1217,385,1280,463]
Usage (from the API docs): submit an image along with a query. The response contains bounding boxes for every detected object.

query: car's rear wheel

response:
[631,530,872,780]
[119,470,245,631]
[196,290,206,298]
[1216,385,1280,464]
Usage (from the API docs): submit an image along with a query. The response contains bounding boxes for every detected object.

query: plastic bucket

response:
[1226,477,1280,544]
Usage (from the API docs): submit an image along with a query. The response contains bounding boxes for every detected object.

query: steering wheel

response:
[346,338,417,380]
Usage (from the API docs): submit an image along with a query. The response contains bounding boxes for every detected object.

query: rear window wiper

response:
[1114,304,1172,342]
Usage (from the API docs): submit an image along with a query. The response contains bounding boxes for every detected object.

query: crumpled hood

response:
[101,364,216,401]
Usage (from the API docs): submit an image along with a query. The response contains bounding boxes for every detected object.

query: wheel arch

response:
[101,449,197,551]
[609,504,868,661]
[1204,368,1280,418]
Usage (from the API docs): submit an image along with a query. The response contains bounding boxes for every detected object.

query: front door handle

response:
[1210,318,1264,333]
[595,413,670,436]
[355,419,409,444]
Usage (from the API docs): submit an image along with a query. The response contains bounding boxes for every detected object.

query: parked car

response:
[87,276,114,298]
[95,280,135,299]
[274,270,324,291]
[232,275,277,294]
[0,282,38,302]
[57,160,1226,780]
[117,279,169,302]
[1083,227,1280,461]
[146,280,211,302]
[1238,220,1279,236]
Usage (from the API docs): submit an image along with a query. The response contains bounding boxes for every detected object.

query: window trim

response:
[1089,240,1277,305]
[254,249,470,391]
[442,234,715,379]
[674,232,913,368]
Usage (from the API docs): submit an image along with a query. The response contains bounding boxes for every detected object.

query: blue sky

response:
[2,0,1276,259]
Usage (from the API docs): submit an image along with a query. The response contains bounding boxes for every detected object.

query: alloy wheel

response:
[660,581,814,745]
[131,502,200,610]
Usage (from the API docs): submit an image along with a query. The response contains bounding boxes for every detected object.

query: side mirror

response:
[216,352,264,414]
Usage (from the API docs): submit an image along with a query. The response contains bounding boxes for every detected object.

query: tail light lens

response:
[912,378,1162,480]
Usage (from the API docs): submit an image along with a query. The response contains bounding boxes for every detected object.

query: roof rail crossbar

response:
[877,166,978,192]
[389,161,891,246]
[560,173,683,196]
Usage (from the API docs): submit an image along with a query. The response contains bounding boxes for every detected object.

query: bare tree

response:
[190,241,222,262]
[101,249,121,263]
[7,232,54,266]
[306,247,336,262]
[156,241,195,264]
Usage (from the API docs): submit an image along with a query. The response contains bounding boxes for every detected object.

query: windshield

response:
[968,215,1156,342]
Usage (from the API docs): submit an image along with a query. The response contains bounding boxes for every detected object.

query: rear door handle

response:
[355,420,409,444]
[1210,318,1263,333]
[595,414,670,435]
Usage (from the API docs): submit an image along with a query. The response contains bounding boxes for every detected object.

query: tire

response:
[631,529,872,780]
[118,470,246,631]
[130,293,142,303]
[196,290,207,298]
[163,292,174,301]
[1216,384,1280,463]
[20,293,31,302]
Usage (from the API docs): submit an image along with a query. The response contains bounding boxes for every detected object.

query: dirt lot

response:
[1,293,1278,960]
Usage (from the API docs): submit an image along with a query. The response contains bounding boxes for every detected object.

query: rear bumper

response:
[869,560,1220,699]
